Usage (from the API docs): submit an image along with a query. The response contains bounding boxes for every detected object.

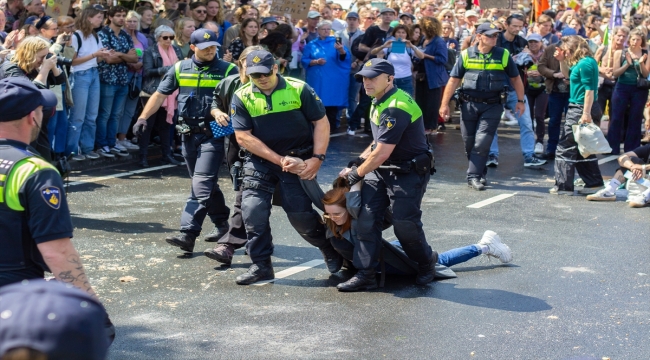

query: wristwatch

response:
[312,154,326,161]
[517,99,525,103]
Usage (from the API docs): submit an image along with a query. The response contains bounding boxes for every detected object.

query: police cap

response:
[354,58,395,80]
[0,279,109,360]
[476,22,501,36]
[246,50,275,75]
[190,29,220,49]
[0,78,57,122]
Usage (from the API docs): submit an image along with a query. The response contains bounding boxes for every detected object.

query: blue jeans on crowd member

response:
[546,92,569,155]
[66,68,100,155]
[608,82,648,154]
[347,73,361,119]
[96,82,129,149]
[48,88,68,154]
[393,76,414,97]
[489,90,536,160]
[118,73,141,135]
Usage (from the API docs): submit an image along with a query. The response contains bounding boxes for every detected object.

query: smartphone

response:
[62,35,70,41]
[391,38,406,54]
[336,37,342,44]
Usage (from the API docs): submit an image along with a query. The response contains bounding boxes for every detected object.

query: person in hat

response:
[398,12,414,26]
[358,7,394,54]
[260,16,278,32]
[440,22,525,191]
[135,29,238,253]
[0,279,110,360]
[0,78,114,344]
[229,49,342,285]
[336,11,364,133]
[301,10,322,45]
[337,58,437,291]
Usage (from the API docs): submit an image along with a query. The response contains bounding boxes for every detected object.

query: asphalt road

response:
[65,125,649,360]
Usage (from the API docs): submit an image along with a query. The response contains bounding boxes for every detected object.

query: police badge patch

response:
[383,117,396,130]
[230,103,236,118]
[40,186,61,209]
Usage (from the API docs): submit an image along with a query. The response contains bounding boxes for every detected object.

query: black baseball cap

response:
[354,58,395,79]
[0,279,109,360]
[476,22,501,36]
[0,78,57,122]
[261,17,278,26]
[380,7,396,15]
[190,29,220,49]
[246,50,275,75]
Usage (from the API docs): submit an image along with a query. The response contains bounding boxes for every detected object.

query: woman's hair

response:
[419,16,441,39]
[238,18,260,45]
[35,16,56,31]
[322,178,352,239]
[126,11,141,31]
[316,19,332,29]
[76,6,103,37]
[613,25,631,37]
[234,5,255,23]
[559,35,593,66]
[174,17,195,45]
[155,25,175,40]
[153,17,174,31]
[273,23,295,40]
[391,24,411,39]
[410,23,421,37]
[12,36,50,72]
[1,347,47,360]
[437,9,455,23]
[206,0,225,25]
[569,17,583,29]
[56,15,74,28]
[536,14,552,24]
[136,6,153,18]
[629,28,647,48]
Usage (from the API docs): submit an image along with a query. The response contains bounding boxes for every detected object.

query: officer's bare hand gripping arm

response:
[38,239,98,299]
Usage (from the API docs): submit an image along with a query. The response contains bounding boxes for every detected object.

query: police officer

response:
[230,50,342,285]
[339,59,438,292]
[0,77,115,342]
[135,29,238,253]
[439,22,526,191]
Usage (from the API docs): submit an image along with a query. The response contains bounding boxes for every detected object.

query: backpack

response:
[445,48,457,72]
[73,31,100,53]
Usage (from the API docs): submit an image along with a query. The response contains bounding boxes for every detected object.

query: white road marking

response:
[67,165,177,186]
[252,259,325,286]
[467,193,516,208]
[598,155,618,165]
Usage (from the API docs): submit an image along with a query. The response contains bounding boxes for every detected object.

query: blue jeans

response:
[118,73,141,135]
[390,240,481,268]
[66,67,100,155]
[394,76,414,97]
[547,92,569,155]
[48,89,68,154]
[489,90,536,159]
[608,82,648,154]
[96,81,129,148]
[347,73,361,118]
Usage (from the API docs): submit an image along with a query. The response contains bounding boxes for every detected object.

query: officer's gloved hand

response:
[132,118,147,136]
[347,157,365,168]
[347,166,364,186]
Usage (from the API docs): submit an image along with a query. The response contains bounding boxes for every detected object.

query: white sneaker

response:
[534,142,544,154]
[628,194,650,208]
[114,142,128,151]
[110,147,129,157]
[98,146,115,158]
[347,128,356,136]
[503,110,518,126]
[586,188,616,201]
[120,139,139,150]
[478,230,512,263]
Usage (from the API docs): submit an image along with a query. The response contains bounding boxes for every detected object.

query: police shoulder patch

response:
[40,186,61,210]
[230,103,236,118]
[382,116,396,130]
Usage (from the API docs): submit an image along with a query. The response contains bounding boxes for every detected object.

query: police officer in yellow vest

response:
[339,59,438,292]
[231,50,343,285]
[440,22,526,191]
[136,29,238,253]
[0,77,116,341]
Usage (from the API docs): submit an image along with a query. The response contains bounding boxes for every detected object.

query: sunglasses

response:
[194,9,207,13]
[250,72,272,79]
[367,17,376,20]
[444,14,453,18]
[161,35,175,40]
[332,7,341,10]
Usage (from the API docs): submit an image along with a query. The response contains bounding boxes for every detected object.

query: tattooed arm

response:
[37,238,98,299]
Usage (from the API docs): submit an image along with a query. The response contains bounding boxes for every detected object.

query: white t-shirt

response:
[384,49,413,79]
[71,30,100,73]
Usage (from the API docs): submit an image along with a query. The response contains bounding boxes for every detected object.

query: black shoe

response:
[320,246,344,273]
[437,123,446,131]
[204,221,230,242]
[165,233,196,252]
[203,244,235,265]
[139,154,149,168]
[337,269,378,292]
[415,251,439,285]
[161,154,183,166]
[468,178,485,191]
[236,259,275,285]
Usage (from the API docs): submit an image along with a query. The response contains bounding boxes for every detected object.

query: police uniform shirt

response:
[370,87,428,161]
[449,45,519,98]
[231,75,326,155]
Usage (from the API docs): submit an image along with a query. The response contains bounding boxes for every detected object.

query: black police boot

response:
[139,154,149,168]
[235,259,275,285]
[468,178,485,191]
[415,251,439,285]
[203,221,230,242]
[336,269,378,292]
[203,244,235,265]
[320,245,344,273]
[165,232,197,252]
[161,154,182,166]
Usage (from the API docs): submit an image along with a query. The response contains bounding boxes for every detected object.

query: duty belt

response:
[459,92,501,104]
[280,146,313,158]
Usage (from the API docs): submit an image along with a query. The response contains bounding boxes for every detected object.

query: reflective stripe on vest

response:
[461,48,510,71]
[235,78,305,117]
[0,154,57,211]
[175,62,236,88]
[371,89,422,125]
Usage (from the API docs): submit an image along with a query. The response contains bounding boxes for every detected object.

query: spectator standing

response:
[205,0,231,45]
[4,0,24,32]
[0,11,7,43]
[337,11,364,132]
[609,28,650,154]
[189,2,207,29]
[414,17,448,134]
[359,9,375,31]
[223,5,258,49]
[371,24,423,96]
[173,17,195,58]
[66,5,110,161]
[321,5,346,32]
[302,10,321,44]
[95,6,138,158]
[594,26,628,123]
[140,25,183,167]
[136,6,154,43]
[536,14,559,46]
[227,17,259,62]
[524,33,548,154]
[116,11,147,153]
[288,17,304,78]
[442,21,459,50]
[302,19,351,132]
[358,7,394,54]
